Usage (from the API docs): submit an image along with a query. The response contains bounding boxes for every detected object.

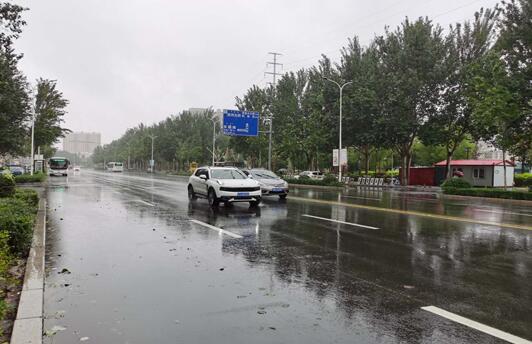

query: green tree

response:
[0,3,29,155]
[34,78,70,154]
[419,8,498,179]
[375,18,446,185]
[468,52,524,188]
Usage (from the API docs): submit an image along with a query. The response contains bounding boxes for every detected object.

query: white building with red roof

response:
[435,160,515,187]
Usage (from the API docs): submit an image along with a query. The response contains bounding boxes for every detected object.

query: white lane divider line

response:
[135,200,155,207]
[189,219,243,239]
[302,214,379,230]
[421,306,532,344]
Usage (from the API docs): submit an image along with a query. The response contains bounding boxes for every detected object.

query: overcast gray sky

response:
[15,0,499,143]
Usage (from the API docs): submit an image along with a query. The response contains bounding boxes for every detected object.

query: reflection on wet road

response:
[43,170,532,343]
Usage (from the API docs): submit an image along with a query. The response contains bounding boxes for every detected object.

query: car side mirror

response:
[199,175,207,180]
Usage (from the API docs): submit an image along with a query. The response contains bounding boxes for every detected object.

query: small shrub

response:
[0,197,37,256]
[14,172,46,184]
[514,173,532,187]
[0,173,15,198]
[441,178,471,189]
[322,174,338,184]
[14,189,39,208]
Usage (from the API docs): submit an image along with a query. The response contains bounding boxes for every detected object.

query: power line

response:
[282,0,492,72]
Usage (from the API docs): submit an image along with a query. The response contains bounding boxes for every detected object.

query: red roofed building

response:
[434,160,515,187]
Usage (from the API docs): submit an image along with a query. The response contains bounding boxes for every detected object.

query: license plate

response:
[237,192,249,197]
[272,188,283,192]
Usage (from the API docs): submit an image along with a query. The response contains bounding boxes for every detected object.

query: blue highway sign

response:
[222,109,259,137]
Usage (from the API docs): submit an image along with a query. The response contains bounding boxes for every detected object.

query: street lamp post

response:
[148,135,156,172]
[323,77,353,182]
[30,112,35,176]
[210,117,216,166]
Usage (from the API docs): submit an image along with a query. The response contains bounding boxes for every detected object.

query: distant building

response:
[476,141,506,160]
[63,132,101,157]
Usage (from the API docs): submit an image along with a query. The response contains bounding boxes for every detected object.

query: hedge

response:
[286,177,343,187]
[514,173,532,187]
[0,188,38,256]
[14,172,46,184]
[443,187,532,201]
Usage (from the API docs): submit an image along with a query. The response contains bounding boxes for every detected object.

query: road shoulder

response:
[11,198,46,344]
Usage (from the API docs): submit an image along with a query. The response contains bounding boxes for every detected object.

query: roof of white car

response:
[199,166,240,170]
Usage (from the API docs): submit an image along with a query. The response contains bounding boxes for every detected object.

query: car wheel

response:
[208,188,219,207]
[249,197,261,207]
[279,194,287,200]
[188,185,197,201]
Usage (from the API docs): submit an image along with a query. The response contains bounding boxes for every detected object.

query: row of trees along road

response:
[0,3,70,160]
[95,1,530,185]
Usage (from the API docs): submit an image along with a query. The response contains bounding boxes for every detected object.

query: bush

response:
[14,189,39,208]
[0,173,15,198]
[0,191,38,256]
[322,174,338,184]
[443,187,532,201]
[14,172,46,184]
[441,178,471,189]
[514,173,532,187]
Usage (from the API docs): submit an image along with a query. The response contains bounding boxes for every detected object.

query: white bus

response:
[49,157,70,176]
[106,162,124,172]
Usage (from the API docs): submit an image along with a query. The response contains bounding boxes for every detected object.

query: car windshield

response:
[50,159,67,169]
[210,169,247,180]
[252,170,279,179]
[115,163,123,166]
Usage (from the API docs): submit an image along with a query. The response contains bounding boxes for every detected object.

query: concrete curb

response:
[11,198,46,344]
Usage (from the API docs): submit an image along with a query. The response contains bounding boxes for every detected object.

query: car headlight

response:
[258,181,266,187]
[216,180,224,186]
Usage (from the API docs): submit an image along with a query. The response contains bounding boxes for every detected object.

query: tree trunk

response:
[502,149,507,189]
[445,151,453,180]
[364,148,370,176]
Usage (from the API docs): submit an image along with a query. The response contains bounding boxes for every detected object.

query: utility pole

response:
[210,116,216,166]
[264,52,282,171]
[30,109,35,176]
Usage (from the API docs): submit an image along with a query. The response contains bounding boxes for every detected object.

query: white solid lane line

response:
[421,306,532,344]
[189,219,243,239]
[136,200,155,207]
[302,214,379,230]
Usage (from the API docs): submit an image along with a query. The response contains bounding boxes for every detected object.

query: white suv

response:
[188,166,262,207]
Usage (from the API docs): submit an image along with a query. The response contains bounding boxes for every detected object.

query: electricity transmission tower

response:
[264,52,282,171]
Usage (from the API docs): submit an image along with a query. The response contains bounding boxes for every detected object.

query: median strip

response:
[290,196,532,231]
[302,214,379,230]
[421,306,532,344]
[189,219,243,239]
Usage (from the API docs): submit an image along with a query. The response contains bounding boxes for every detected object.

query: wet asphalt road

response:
[43,170,532,343]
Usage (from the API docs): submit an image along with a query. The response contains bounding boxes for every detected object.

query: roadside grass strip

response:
[189,219,243,239]
[421,306,532,344]
[290,196,532,231]
[302,214,379,230]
